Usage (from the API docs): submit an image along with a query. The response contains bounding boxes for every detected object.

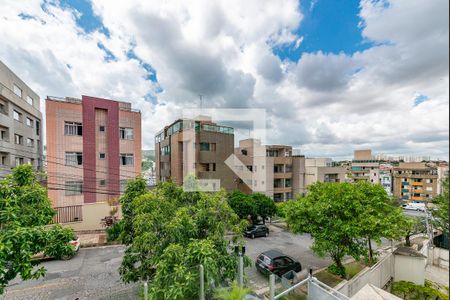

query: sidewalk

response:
[425,264,449,287]
[77,231,107,248]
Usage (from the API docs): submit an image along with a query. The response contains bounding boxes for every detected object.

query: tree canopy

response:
[284,181,410,276]
[119,181,247,299]
[227,191,277,223]
[0,165,75,294]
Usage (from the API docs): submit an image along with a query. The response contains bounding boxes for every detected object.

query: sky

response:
[0,0,448,160]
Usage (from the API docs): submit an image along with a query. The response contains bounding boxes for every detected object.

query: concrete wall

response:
[62,202,122,232]
[394,255,426,285]
[428,246,449,270]
[337,253,394,297]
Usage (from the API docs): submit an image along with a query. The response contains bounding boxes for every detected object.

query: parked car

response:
[244,224,269,238]
[255,250,302,277]
[402,202,426,211]
[33,236,80,260]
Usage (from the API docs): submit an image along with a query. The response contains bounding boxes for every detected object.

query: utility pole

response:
[235,246,245,287]
[199,264,205,300]
[199,94,203,110]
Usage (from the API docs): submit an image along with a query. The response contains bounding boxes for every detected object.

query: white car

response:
[402,203,426,212]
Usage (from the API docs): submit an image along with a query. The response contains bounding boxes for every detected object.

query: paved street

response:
[244,223,331,291]
[1,245,136,300]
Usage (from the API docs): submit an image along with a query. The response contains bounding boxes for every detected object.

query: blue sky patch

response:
[97,42,116,62]
[414,94,429,106]
[273,0,376,61]
[59,0,110,37]
[126,49,158,83]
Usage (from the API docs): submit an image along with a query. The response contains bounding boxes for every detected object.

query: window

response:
[199,163,216,172]
[0,155,7,166]
[13,84,22,97]
[285,164,293,172]
[13,110,21,121]
[241,149,248,156]
[35,120,40,136]
[65,181,83,196]
[15,157,24,166]
[65,152,83,165]
[426,179,433,183]
[99,179,106,186]
[120,127,134,140]
[285,178,292,188]
[426,186,433,191]
[99,153,106,159]
[162,146,171,156]
[200,142,216,151]
[0,127,8,141]
[26,96,33,105]
[14,134,23,145]
[0,100,6,115]
[26,138,34,147]
[120,154,134,166]
[99,125,105,132]
[26,117,33,127]
[64,122,82,136]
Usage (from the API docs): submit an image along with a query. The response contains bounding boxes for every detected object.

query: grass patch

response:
[314,269,344,287]
[344,261,366,280]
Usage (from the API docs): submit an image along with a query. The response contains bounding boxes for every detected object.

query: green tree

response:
[403,217,427,247]
[354,181,411,265]
[118,177,148,245]
[227,191,256,220]
[432,177,449,235]
[284,182,366,276]
[214,282,251,300]
[119,182,247,299]
[251,193,277,224]
[0,165,75,294]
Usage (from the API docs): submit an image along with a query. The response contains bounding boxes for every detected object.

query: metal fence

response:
[53,205,83,223]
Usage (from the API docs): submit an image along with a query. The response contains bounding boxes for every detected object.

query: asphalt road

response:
[1,245,135,300]
[243,223,331,291]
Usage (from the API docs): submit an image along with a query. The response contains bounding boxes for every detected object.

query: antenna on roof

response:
[199,94,203,110]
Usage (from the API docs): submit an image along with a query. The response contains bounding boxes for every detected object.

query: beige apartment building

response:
[305,158,348,187]
[155,116,236,191]
[0,60,43,177]
[46,95,141,230]
[393,162,438,203]
[351,149,381,183]
[235,139,306,201]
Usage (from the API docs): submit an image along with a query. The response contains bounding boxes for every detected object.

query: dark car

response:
[244,224,269,238]
[255,250,302,277]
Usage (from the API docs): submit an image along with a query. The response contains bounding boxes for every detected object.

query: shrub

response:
[106,221,123,242]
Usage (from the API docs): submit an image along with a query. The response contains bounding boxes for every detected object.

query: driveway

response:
[1,245,136,300]
[243,223,331,291]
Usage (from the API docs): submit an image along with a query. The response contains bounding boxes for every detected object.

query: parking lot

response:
[244,223,331,291]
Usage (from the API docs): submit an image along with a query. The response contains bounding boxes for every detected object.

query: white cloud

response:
[0,0,448,159]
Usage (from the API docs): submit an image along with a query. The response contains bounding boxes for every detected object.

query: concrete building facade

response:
[235,139,306,201]
[0,60,43,177]
[393,162,438,203]
[46,95,141,230]
[351,149,381,183]
[305,158,348,187]
[155,117,236,191]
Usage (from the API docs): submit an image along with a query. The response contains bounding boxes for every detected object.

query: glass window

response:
[15,157,24,166]
[65,152,83,165]
[99,179,106,186]
[120,154,134,166]
[14,134,23,145]
[13,84,22,97]
[99,153,106,159]
[120,127,134,140]
[26,117,33,127]
[162,146,171,156]
[99,125,105,132]
[285,178,292,188]
[13,110,21,121]
[65,181,83,195]
[26,96,33,105]
[36,120,40,136]
[26,138,34,147]
[64,122,83,136]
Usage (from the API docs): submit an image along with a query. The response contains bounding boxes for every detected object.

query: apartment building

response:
[235,139,306,202]
[351,149,381,183]
[46,95,141,230]
[379,163,393,196]
[0,60,43,177]
[305,158,348,187]
[155,116,236,191]
[437,162,449,194]
[393,162,438,203]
